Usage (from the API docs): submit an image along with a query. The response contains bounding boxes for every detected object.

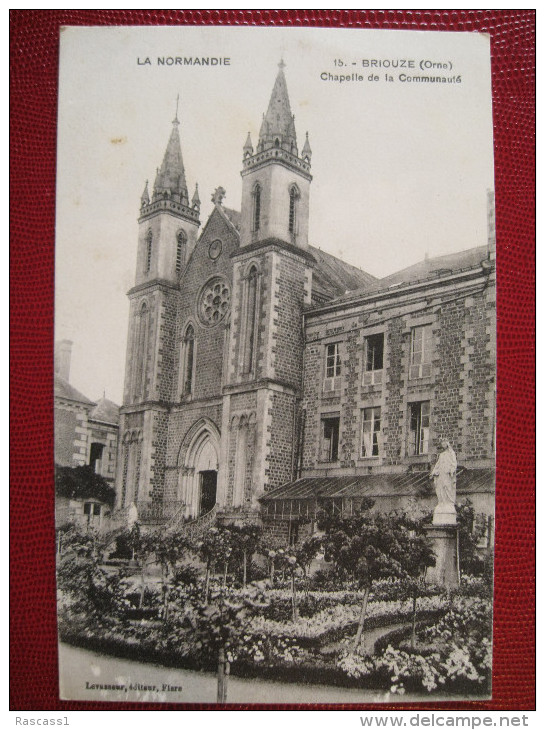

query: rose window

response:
[198,277,230,326]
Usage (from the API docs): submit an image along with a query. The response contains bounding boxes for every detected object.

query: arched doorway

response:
[178,420,220,519]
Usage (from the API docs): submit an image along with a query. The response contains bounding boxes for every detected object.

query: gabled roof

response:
[377,245,490,290]
[312,245,494,310]
[222,207,241,232]
[308,245,377,300]
[210,204,376,300]
[54,373,95,407]
[89,397,120,425]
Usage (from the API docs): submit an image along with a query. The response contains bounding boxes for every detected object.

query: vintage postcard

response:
[55,26,496,704]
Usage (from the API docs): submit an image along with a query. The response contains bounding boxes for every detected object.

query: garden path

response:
[319,621,412,656]
[59,642,448,704]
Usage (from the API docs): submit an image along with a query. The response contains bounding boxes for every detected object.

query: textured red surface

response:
[10,10,535,711]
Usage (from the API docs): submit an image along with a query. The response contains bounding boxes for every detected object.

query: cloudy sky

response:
[56,26,495,405]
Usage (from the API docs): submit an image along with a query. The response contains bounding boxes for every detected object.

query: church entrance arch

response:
[178,420,220,519]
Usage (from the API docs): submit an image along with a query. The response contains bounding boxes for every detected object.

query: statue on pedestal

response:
[127,501,138,529]
[430,439,457,525]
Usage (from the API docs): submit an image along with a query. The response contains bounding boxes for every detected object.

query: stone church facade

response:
[116,64,496,542]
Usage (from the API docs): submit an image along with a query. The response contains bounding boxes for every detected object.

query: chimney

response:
[487,189,496,260]
[55,339,73,382]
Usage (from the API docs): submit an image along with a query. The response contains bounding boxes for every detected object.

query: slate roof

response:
[258,65,297,150]
[222,207,241,231]
[89,397,120,425]
[259,468,495,502]
[308,245,377,299]
[54,373,95,407]
[313,245,493,310]
[153,118,189,202]
[377,245,491,290]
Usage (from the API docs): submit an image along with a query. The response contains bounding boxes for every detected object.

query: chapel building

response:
[115,64,496,544]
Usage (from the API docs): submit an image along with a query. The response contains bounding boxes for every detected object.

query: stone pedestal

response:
[424,523,460,588]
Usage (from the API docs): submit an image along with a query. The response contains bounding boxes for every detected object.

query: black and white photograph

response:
[54,26,496,704]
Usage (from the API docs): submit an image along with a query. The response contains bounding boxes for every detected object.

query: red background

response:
[10,10,535,711]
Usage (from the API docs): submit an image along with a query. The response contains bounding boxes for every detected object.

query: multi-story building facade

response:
[54,339,120,528]
[116,63,496,543]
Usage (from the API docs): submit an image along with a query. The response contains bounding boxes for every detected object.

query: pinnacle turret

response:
[243,132,254,158]
[140,180,150,208]
[192,182,201,211]
[302,132,312,162]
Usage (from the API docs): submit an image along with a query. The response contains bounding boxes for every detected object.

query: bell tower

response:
[117,101,200,509]
[219,63,315,519]
[240,60,312,249]
[135,101,200,288]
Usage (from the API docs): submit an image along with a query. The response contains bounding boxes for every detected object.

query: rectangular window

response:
[408,401,430,456]
[410,325,432,379]
[324,343,341,393]
[361,406,381,457]
[89,442,104,473]
[363,333,384,386]
[321,416,340,462]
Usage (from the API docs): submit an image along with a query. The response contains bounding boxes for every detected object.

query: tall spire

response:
[257,60,298,155]
[153,98,189,204]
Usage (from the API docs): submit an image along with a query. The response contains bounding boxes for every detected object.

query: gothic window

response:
[321,415,340,462]
[243,265,259,374]
[252,184,261,232]
[361,407,381,458]
[176,230,187,275]
[410,325,433,379]
[145,230,153,274]
[363,333,384,386]
[134,301,150,399]
[181,324,195,396]
[289,185,299,234]
[408,401,430,456]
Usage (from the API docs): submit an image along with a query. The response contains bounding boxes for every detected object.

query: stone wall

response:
[301,272,496,473]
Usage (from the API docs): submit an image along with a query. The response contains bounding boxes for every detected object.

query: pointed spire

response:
[173,94,180,125]
[243,131,254,158]
[192,182,200,210]
[258,60,298,154]
[153,101,189,204]
[302,132,312,162]
[140,180,150,208]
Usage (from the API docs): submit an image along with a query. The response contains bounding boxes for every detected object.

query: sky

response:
[55,26,495,405]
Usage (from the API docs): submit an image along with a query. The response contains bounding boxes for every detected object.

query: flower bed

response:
[337,597,492,695]
[246,595,447,646]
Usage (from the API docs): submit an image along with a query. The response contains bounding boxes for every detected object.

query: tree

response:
[193,586,268,702]
[228,524,261,587]
[55,465,116,507]
[56,526,129,625]
[387,511,436,648]
[457,499,488,576]
[124,523,156,608]
[322,510,435,653]
[154,532,195,621]
[296,535,323,593]
[198,527,233,604]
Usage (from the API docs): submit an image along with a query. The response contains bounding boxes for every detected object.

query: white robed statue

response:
[127,501,138,529]
[430,439,457,525]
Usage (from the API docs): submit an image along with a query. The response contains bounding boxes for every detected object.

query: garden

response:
[56,500,493,700]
